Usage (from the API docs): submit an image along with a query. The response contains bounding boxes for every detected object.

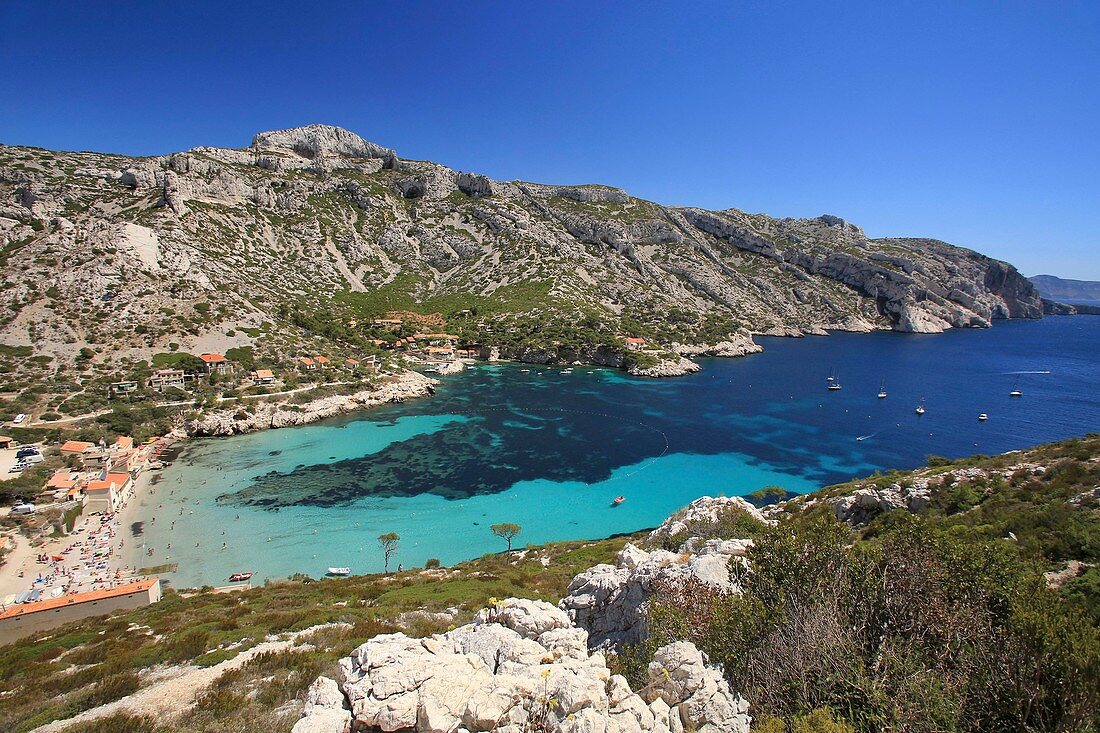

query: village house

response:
[314,355,330,369]
[109,381,138,396]
[298,357,317,371]
[84,472,134,514]
[371,318,403,329]
[45,470,83,502]
[427,345,455,360]
[0,579,162,644]
[59,440,95,457]
[147,369,191,392]
[199,353,234,375]
[250,368,276,385]
[625,337,647,350]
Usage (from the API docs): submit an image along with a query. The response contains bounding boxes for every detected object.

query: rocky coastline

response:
[183,370,438,437]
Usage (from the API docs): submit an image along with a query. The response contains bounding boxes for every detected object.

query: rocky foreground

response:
[291,497,768,733]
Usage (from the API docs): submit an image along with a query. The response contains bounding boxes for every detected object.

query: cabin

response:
[0,436,12,450]
[298,357,317,372]
[314,356,330,369]
[199,353,234,375]
[625,337,646,350]
[250,369,276,385]
[109,381,138,396]
[147,369,191,392]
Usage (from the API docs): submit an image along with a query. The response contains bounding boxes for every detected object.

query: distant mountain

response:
[1,124,1042,378]
[1029,274,1100,303]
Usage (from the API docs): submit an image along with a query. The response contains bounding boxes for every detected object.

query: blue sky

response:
[2,2,1098,278]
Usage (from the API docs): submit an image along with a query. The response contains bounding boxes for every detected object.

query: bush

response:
[425,558,441,569]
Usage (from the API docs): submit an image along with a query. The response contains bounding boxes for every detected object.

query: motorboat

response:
[229,572,253,582]
[327,567,351,576]
[611,496,625,506]
[828,382,842,391]
[877,379,887,399]
[978,413,988,421]
[915,398,926,415]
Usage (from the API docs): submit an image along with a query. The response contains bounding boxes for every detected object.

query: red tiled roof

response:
[254,369,274,379]
[314,355,329,364]
[299,357,315,366]
[200,353,226,363]
[87,473,131,493]
[60,440,94,454]
[0,579,158,620]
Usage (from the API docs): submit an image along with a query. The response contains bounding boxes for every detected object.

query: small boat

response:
[229,572,253,582]
[877,379,887,399]
[827,382,842,391]
[915,398,926,415]
[978,413,988,421]
[327,567,351,576]
[611,496,625,506]
[1010,377,1022,397]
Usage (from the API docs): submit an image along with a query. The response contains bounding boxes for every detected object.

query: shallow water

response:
[130,317,1100,586]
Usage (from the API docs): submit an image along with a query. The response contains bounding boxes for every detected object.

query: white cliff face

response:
[646,496,772,547]
[301,598,750,733]
[559,540,752,649]
[185,371,437,436]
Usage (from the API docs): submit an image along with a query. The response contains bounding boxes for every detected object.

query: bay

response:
[131,316,1100,587]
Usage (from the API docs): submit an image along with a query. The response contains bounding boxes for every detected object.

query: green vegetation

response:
[616,435,1100,733]
[490,522,522,551]
[0,536,629,732]
[377,531,400,573]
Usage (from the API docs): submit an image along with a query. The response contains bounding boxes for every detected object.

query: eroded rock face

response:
[292,676,351,733]
[646,496,771,547]
[185,371,437,436]
[317,598,749,733]
[559,540,752,649]
[251,124,396,161]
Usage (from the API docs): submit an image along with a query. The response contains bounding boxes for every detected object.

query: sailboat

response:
[877,379,888,399]
[826,369,835,382]
[827,371,842,391]
[915,398,926,415]
[1009,376,1022,397]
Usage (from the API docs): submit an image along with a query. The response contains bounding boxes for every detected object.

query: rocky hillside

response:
[1030,274,1100,302]
[1,124,1041,378]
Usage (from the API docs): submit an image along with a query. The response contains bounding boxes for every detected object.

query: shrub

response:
[425,558,441,569]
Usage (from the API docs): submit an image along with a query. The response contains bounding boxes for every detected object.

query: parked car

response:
[15,447,40,459]
[9,463,29,473]
[11,503,36,515]
[16,453,43,464]
[12,413,26,424]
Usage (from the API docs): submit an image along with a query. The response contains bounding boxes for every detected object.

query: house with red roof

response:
[199,353,234,375]
[85,472,134,514]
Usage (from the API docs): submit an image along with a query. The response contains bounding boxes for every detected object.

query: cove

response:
[130,316,1100,587]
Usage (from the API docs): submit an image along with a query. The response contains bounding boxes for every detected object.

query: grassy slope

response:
[0,435,1097,732]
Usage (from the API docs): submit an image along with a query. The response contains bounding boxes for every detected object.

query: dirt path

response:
[31,623,344,733]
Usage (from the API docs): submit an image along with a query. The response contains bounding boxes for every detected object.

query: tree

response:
[491,523,522,551]
[378,532,400,574]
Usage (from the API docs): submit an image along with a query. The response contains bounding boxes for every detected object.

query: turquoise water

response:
[132,317,1100,587]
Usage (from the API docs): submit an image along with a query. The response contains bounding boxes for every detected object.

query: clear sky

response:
[2,2,1098,278]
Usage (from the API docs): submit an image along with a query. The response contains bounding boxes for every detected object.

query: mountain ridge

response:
[0,124,1042,390]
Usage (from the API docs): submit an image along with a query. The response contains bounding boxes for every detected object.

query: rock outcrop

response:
[185,371,436,436]
[646,496,771,547]
[559,540,752,649]
[0,124,1043,382]
[298,598,750,733]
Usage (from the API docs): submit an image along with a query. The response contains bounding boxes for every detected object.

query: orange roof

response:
[299,357,315,366]
[60,440,94,454]
[47,471,79,489]
[625,337,646,344]
[412,333,459,340]
[113,436,134,450]
[200,353,226,363]
[345,358,359,366]
[314,355,329,364]
[0,579,158,620]
[87,473,131,492]
[254,369,274,379]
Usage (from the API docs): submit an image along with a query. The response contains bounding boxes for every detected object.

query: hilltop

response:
[0,125,1042,417]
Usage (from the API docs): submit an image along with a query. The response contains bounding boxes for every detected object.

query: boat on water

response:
[229,572,253,582]
[978,413,988,421]
[877,379,888,399]
[611,496,625,506]
[327,567,351,576]
[915,398,926,415]
[828,382,842,391]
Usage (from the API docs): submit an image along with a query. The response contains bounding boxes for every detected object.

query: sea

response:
[128,316,1100,587]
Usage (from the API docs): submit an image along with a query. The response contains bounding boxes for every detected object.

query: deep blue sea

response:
[132,317,1100,587]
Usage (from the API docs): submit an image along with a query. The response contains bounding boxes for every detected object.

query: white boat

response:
[327,567,351,576]
[915,398,926,415]
[877,379,887,399]
[978,413,988,421]
[1010,377,1022,397]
